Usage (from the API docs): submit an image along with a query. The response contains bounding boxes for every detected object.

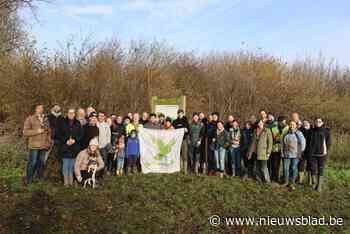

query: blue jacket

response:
[126,137,140,157]
[282,130,306,158]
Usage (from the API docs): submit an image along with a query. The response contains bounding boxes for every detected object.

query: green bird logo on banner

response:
[151,135,176,161]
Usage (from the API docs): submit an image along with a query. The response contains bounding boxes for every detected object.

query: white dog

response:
[84,159,98,189]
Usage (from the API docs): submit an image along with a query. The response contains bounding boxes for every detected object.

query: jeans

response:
[99,147,109,166]
[230,147,241,176]
[62,158,75,177]
[188,145,200,172]
[214,147,226,172]
[256,160,270,183]
[26,149,47,184]
[283,158,299,184]
[116,157,124,171]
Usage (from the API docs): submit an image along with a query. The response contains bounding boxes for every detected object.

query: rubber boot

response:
[312,175,318,190]
[298,172,304,184]
[316,176,323,192]
[307,172,312,186]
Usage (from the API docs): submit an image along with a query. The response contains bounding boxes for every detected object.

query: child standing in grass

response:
[126,130,140,175]
[114,135,126,176]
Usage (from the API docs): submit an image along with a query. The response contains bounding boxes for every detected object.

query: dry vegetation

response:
[1,39,350,131]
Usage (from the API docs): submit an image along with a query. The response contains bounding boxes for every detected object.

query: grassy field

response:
[0,135,349,234]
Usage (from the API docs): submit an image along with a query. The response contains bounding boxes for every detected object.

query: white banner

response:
[139,128,185,173]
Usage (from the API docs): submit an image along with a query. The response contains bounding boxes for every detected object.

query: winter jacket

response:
[74,149,104,180]
[249,127,273,161]
[270,125,289,153]
[48,112,64,143]
[111,123,126,144]
[213,129,230,149]
[126,137,140,157]
[80,124,99,150]
[309,127,331,157]
[58,118,83,159]
[300,127,312,158]
[97,122,111,149]
[241,127,253,152]
[188,122,204,147]
[228,127,241,148]
[173,117,190,138]
[23,114,52,150]
[281,129,306,158]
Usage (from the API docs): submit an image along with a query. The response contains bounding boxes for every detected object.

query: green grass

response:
[0,137,349,234]
[0,173,349,234]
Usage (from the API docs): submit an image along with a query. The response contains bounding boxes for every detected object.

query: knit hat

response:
[89,137,99,146]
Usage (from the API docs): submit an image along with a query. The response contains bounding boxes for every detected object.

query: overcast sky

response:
[21,0,350,66]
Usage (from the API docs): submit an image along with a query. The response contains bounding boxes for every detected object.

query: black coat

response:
[241,127,253,152]
[81,124,99,150]
[173,117,190,138]
[300,127,312,157]
[58,118,83,159]
[48,113,64,143]
[111,123,125,144]
[309,127,331,157]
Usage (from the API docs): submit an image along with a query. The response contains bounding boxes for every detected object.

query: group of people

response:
[22,104,331,192]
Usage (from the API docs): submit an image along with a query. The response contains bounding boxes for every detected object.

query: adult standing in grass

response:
[228,119,241,177]
[213,121,230,178]
[172,109,190,174]
[97,111,112,176]
[248,119,273,183]
[58,108,83,186]
[199,112,208,174]
[207,112,219,175]
[298,120,313,185]
[188,113,204,175]
[309,118,331,192]
[23,104,52,185]
[241,121,254,178]
[281,120,306,190]
[269,116,289,183]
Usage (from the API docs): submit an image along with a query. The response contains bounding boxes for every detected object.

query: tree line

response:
[0,1,349,133]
